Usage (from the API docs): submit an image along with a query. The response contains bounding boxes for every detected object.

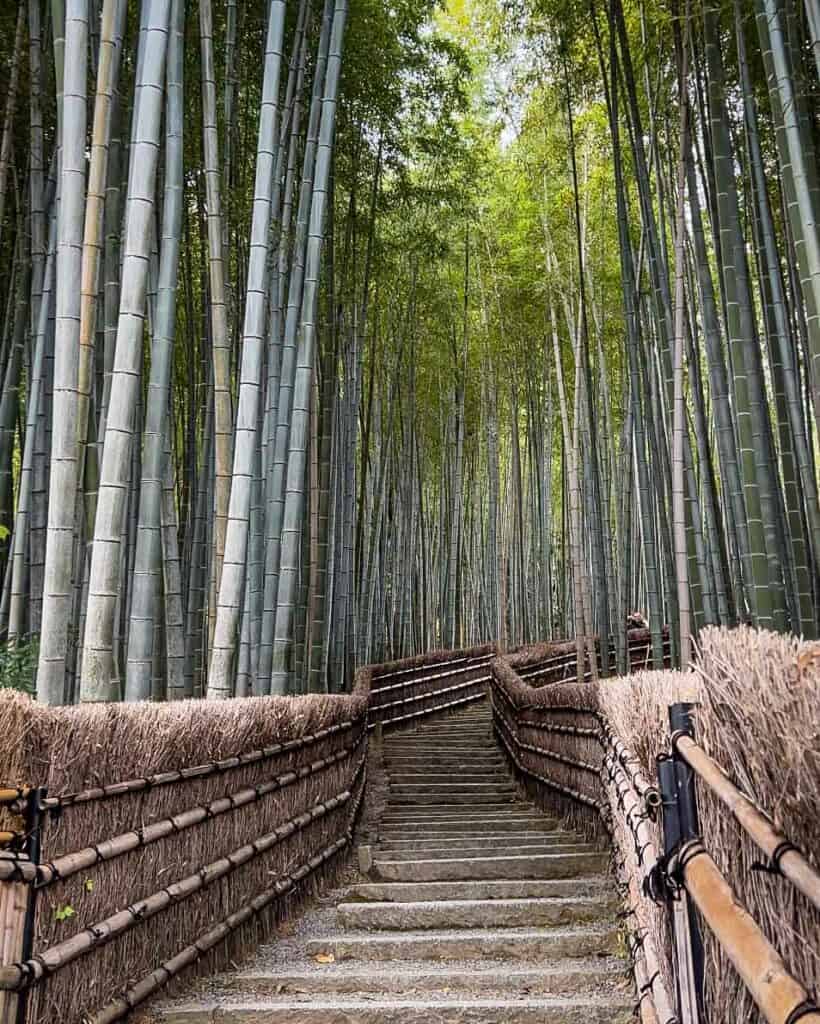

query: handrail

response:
[673,733,820,913]
[490,648,820,1024]
[672,841,820,1024]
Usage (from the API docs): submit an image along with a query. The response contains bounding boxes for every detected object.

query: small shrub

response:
[0,637,38,695]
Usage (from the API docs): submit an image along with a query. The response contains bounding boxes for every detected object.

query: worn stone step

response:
[387,773,510,785]
[380,805,532,820]
[158,995,634,1023]
[337,896,613,930]
[382,757,506,769]
[378,819,557,836]
[372,851,608,883]
[389,782,516,795]
[382,741,493,749]
[377,832,570,850]
[347,879,612,903]
[376,835,581,851]
[383,742,496,750]
[306,925,621,962]
[219,959,627,998]
[387,791,517,806]
[396,733,493,742]
[374,842,593,862]
[376,811,536,827]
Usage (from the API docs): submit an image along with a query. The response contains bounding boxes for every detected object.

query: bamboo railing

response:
[490,650,820,1024]
[367,643,495,730]
[0,684,370,1024]
[0,641,496,1022]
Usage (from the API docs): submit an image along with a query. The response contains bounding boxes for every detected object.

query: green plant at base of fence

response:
[0,639,38,695]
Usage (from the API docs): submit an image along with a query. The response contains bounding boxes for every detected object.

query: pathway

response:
[152,703,633,1022]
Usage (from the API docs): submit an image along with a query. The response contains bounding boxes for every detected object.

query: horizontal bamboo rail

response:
[604,727,661,812]
[517,718,601,740]
[88,835,350,1024]
[515,736,600,776]
[673,734,820,912]
[370,648,494,687]
[87,769,367,1024]
[0,857,36,885]
[371,675,488,716]
[493,710,603,811]
[371,660,492,698]
[37,719,358,813]
[0,764,363,991]
[0,790,27,808]
[602,753,659,876]
[372,690,486,730]
[677,841,820,1024]
[33,738,363,888]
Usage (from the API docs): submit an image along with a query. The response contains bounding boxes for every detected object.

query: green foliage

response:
[0,638,39,696]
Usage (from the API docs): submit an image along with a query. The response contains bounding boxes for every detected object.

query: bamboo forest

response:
[0,0,818,705]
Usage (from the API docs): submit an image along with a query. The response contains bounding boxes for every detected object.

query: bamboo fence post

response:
[0,876,27,1024]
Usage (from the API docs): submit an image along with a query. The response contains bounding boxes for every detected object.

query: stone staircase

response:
[153,702,634,1023]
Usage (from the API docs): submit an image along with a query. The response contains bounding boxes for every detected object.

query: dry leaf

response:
[314,953,335,964]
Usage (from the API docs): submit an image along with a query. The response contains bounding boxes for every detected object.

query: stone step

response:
[347,879,612,903]
[372,851,608,883]
[219,959,626,998]
[374,842,593,862]
[337,896,613,930]
[395,732,493,741]
[383,741,497,749]
[382,757,506,769]
[377,832,570,850]
[386,791,517,806]
[380,805,532,820]
[386,773,510,785]
[384,741,495,749]
[376,835,581,851]
[376,811,536,827]
[378,819,558,836]
[389,782,516,795]
[158,995,634,1023]
[306,925,621,962]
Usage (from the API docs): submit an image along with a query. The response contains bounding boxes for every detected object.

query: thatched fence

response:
[0,668,377,1023]
[0,640,524,1023]
[366,643,495,729]
[491,625,820,1024]
[510,627,672,687]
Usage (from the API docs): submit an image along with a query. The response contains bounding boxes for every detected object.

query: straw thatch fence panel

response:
[692,626,820,1024]
[0,642,507,1023]
[508,628,672,687]
[492,626,820,1024]
[368,643,495,730]
[0,675,369,1024]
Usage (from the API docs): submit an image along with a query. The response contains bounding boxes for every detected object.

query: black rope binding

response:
[785,999,820,1024]
[751,840,799,877]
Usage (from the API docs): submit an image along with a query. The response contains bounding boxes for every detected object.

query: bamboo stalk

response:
[680,844,820,1024]
[675,734,820,911]
[0,878,28,1024]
